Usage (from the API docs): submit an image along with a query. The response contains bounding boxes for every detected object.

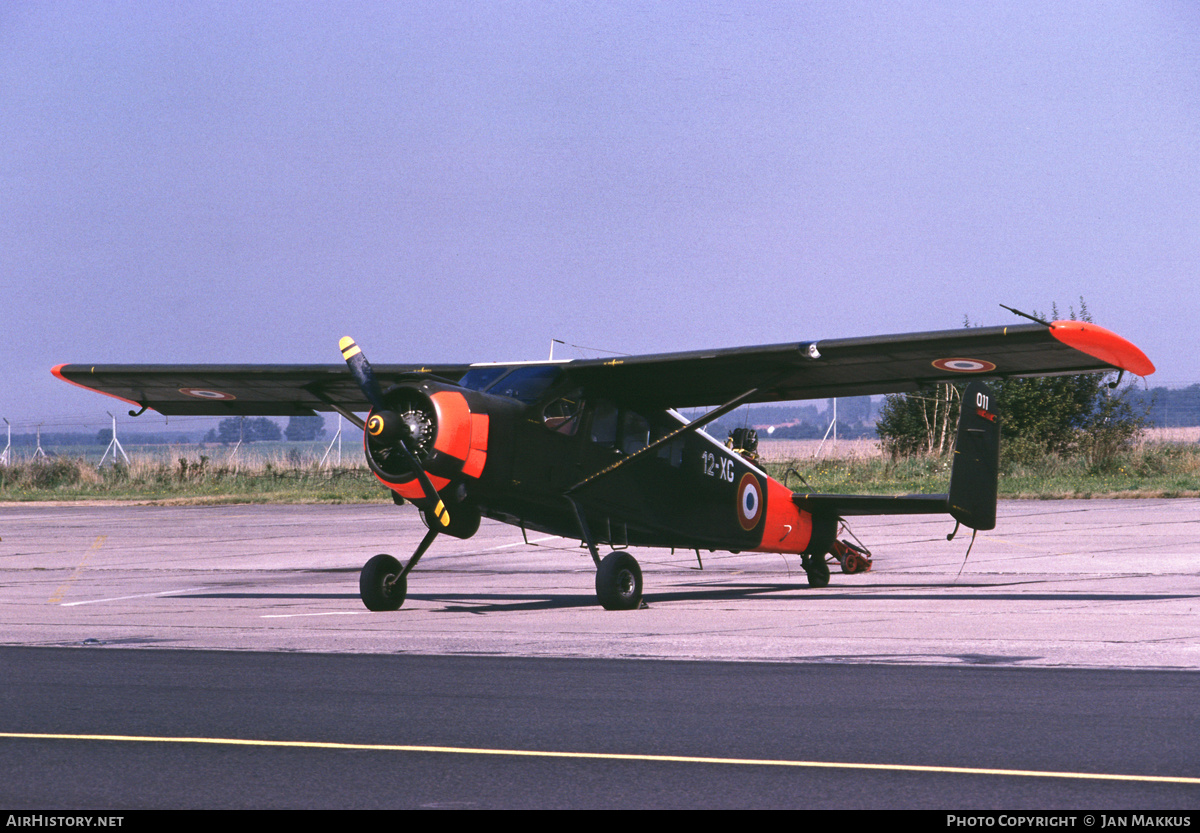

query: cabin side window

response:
[589,400,619,446]
[621,410,650,454]
[653,414,685,467]
[586,402,659,456]
[542,390,584,436]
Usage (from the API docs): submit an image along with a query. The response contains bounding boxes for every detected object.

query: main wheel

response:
[360,553,407,611]
[804,554,831,588]
[596,552,643,611]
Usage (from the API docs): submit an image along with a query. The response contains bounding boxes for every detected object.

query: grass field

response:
[2,431,1198,503]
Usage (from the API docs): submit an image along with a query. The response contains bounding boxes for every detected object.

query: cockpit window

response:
[458,366,510,392]
[486,365,564,404]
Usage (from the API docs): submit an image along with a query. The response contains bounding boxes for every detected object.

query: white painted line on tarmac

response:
[479,535,563,551]
[59,587,211,607]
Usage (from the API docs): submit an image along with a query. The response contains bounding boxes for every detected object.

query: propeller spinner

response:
[340,336,450,528]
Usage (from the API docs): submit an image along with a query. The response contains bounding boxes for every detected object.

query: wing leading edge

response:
[53,320,1153,416]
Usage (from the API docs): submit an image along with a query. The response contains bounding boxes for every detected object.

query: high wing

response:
[52,362,473,416]
[563,320,1155,409]
[53,320,1153,416]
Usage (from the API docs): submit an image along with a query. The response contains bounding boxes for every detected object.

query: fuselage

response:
[364,367,818,556]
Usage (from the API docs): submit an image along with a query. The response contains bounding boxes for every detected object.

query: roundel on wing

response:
[931,358,997,373]
[179,388,236,401]
[736,472,764,531]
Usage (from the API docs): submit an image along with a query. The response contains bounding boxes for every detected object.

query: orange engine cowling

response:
[363,383,489,504]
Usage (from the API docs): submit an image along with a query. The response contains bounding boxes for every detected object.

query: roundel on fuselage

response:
[737,472,763,531]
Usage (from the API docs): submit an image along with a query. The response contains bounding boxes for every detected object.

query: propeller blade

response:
[340,336,450,528]
[339,336,387,412]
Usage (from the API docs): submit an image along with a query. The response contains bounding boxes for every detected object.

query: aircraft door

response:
[511,389,588,492]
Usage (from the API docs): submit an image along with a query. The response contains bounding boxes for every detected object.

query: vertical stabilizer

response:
[947,381,1000,531]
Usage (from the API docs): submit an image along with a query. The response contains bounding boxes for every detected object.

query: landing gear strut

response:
[568,497,645,610]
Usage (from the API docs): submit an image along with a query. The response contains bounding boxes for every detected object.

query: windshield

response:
[458,366,511,392]
[482,365,564,404]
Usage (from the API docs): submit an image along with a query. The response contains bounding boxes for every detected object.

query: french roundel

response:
[179,388,237,401]
[931,358,997,373]
[736,472,763,531]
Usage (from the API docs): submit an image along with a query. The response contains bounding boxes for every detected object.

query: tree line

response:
[8,416,329,448]
[1122,385,1200,427]
[202,415,327,443]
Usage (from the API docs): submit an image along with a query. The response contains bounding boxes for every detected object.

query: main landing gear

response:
[567,498,645,610]
[595,551,644,611]
[358,526,439,611]
[359,532,647,611]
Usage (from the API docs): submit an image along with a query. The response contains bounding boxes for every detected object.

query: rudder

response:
[947,380,1000,531]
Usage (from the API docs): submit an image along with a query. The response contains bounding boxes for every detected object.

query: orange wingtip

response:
[51,364,147,409]
[1048,322,1156,377]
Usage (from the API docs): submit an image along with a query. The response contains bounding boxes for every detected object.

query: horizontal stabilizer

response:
[792,493,950,516]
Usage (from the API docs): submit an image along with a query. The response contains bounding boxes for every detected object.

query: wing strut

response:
[564,379,779,494]
[308,390,366,431]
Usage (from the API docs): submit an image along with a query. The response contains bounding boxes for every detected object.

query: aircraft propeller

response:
[339,336,451,528]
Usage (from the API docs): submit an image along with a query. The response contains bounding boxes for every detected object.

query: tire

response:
[804,554,831,588]
[360,553,407,611]
[595,552,643,611]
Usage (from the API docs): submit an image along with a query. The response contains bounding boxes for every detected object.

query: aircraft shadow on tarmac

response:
[172,585,1195,614]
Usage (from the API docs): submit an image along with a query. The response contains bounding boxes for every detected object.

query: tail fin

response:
[947,381,1000,531]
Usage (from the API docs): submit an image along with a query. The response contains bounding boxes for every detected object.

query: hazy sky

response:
[3,1,1198,433]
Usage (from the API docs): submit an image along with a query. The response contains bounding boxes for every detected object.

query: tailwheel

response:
[360,553,407,611]
[802,553,831,588]
[596,552,644,611]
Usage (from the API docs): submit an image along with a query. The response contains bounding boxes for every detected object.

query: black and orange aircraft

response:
[54,314,1154,611]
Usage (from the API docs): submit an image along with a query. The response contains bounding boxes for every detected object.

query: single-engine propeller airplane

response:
[54,312,1154,611]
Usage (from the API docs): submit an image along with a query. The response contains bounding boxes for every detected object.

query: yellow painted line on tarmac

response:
[47,536,105,604]
[1,732,1196,785]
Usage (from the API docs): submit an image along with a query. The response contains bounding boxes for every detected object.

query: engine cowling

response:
[363,381,490,505]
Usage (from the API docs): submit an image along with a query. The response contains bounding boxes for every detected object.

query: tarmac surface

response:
[2,499,1197,668]
[2,499,1198,809]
